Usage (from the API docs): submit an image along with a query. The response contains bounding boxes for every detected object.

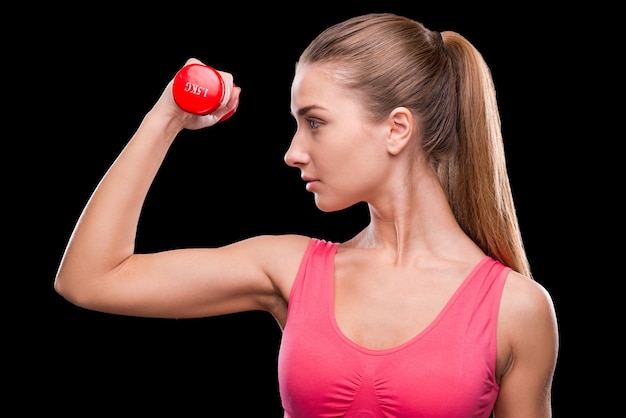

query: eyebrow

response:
[291,104,327,117]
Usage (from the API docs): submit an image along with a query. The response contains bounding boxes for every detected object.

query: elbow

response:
[53,270,93,309]
[53,272,79,306]
[53,274,69,300]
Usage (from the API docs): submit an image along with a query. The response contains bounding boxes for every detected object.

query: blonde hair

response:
[299,13,531,277]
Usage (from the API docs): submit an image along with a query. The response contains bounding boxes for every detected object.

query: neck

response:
[346,167,478,265]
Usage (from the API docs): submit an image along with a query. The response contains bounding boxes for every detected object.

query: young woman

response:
[55,13,559,417]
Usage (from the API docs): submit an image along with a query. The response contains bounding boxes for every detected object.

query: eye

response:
[306,117,322,129]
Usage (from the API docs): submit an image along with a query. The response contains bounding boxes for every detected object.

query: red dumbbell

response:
[172,63,237,121]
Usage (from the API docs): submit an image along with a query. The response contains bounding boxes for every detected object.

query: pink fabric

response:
[278,238,509,418]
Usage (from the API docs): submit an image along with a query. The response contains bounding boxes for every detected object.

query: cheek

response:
[344,149,389,195]
[321,145,359,180]
[329,153,377,195]
[320,125,385,187]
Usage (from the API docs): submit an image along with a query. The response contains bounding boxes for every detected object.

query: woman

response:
[55,13,559,417]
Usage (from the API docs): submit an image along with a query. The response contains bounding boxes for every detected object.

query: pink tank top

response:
[278,238,509,418]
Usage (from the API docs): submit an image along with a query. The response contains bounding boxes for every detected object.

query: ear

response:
[385,107,414,156]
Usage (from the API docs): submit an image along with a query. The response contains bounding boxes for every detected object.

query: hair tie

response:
[434,31,444,49]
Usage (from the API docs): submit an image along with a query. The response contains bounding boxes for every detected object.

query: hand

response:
[151,58,241,132]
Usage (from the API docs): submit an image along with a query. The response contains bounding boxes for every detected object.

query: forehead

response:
[290,64,344,113]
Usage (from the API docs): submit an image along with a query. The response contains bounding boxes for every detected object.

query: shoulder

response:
[241,234,314,259]
[494,270,559,414]
[500,270,558,329]
[242,233,315,290]
[235,234,313,272]
[497,270,559,376]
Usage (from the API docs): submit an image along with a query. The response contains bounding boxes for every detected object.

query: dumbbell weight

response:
[172,63,237,121]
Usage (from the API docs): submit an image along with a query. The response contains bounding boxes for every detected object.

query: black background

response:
[13,2,603,416]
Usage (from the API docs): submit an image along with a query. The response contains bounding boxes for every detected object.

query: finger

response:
[218,85,240,122]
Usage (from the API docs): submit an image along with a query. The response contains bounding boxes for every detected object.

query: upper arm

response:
[60,234,311,320]
[494,272,560,417]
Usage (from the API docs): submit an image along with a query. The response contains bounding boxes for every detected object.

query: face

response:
[285,64,391,212]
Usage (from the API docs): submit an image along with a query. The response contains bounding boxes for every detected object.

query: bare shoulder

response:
[240,234,313,263]
[498,270,559,381]
[238,233,313,293]
[500,271,558,327]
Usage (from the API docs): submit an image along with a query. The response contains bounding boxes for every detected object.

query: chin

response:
[314,197,353,213]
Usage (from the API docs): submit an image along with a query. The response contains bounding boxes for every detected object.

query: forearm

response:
[54,110,182,301]
[55,58,240,309]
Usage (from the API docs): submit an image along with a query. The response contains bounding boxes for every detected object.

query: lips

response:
[301,175,319,192]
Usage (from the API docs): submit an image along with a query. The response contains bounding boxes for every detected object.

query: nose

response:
[283,132,309,168]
